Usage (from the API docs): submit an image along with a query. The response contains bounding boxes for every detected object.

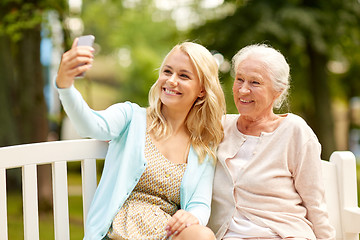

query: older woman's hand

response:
[165,209,199,237]
[56,38,94,89]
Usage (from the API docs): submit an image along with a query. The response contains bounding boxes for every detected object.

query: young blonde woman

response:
[56,40,225,240]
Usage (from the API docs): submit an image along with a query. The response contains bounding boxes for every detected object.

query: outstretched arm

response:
[56,39,132,141]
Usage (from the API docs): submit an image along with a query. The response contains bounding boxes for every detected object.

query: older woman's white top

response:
[224,132,279,239]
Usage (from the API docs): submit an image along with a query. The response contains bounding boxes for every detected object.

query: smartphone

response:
[76,35,95,78]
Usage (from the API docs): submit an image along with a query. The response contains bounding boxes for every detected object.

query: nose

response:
[238,82,250,94]
[167,74,178,86]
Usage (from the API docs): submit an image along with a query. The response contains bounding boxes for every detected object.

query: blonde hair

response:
[147,42,226,163]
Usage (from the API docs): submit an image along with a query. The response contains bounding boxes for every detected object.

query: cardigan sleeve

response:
[57,85,133,141]
[292,137,336,240]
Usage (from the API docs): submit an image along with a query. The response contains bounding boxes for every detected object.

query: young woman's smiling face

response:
[158,49,204,114]
[233,57,279,120]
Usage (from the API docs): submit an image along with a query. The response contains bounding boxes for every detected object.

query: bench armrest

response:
[343,207,360,233]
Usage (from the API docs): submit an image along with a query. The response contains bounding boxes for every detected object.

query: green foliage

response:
[81,0,185,105]
[191,0,360,112]
[119,45,162,107]
[0,0,68,42]
[189,0,360,158]
[0,3,42,41]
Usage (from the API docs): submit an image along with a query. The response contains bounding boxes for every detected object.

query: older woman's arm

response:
[292,137,336,240]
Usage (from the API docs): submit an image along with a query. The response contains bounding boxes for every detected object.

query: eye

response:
[163,69,172,75]
[252,80,260,85]
[237,77,244,82]
[180,74,190,79]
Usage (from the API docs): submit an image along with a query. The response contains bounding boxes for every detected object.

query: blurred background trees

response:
[0,0,360,214]
[77,0,360,159]
[0,0,69,211]
[189,0,360,159]
[1,0,359,157]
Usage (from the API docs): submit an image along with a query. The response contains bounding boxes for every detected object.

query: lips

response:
[163,88,181,95]
[240,98,253,103]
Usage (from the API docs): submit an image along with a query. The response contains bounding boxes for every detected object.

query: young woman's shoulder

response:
[108,101,146,114]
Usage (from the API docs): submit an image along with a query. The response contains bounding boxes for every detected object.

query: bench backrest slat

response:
[22,164,39,240]
[330,151,360,240]
[322,160,343,239]
[52,161,70,240]
[81,158,98,230]
[0,168,8,240]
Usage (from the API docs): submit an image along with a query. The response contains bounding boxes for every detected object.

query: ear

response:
[274,90,282,100]
[198,88,206,98]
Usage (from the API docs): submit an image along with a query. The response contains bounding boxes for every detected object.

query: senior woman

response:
[208,44,335,240]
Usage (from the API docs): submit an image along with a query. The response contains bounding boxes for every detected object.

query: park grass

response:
[7,193,84,240]
[7,169,84,240]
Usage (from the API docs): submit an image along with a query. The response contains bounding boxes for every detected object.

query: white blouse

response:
[224,132,279,239]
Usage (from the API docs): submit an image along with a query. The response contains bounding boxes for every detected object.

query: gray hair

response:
[232,44,290,109]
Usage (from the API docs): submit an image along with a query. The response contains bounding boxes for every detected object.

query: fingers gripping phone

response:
[76,35,95,78]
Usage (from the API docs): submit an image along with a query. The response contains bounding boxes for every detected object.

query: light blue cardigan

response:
[57,85,215,240]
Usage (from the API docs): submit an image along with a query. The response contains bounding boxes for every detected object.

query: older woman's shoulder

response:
[284,113,318,138]
[286,113,310,126]
[222,114,239,126]
[285,113,303,121]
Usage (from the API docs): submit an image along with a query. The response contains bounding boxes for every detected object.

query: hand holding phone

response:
[76,35,95,78]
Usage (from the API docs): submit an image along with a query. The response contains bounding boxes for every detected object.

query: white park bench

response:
[0,139,359,240]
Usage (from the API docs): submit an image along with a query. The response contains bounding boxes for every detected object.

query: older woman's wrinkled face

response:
[233,57,280,120]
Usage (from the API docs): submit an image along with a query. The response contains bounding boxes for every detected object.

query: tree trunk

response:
[14,28,49,144]
[0,35,18,146]
[306,43,336,159]
[0,18,52,209]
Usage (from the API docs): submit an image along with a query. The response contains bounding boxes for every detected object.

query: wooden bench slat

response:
[321,161,343,239]
[52,161,70,240]
[343,207,360,233]
[22,164,39,240]
[330,151,360,240]
[0,168,8,240]
[81,158,97,230]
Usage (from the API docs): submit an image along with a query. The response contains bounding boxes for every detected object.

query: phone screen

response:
[77,35,95,47]
[76,35,95,78]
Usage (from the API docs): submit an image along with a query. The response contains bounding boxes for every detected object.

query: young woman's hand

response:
[56,38,94,88]
[165,209,199,237]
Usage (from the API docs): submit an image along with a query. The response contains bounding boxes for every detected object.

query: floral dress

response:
[106,134,187,240]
